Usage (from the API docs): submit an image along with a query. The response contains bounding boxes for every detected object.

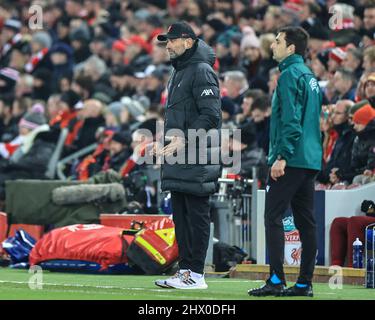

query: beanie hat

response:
[206,18,227,33]
[240,26,260,51]
[329,47,347,64]
[112,131,131,146]
[19,111,47,130]
[107,101,125,123]
[353,104,375,126]
[120,96,145,120]
[4,18,22,32]
[221,96,235,116]
[31,103,45,114]
[60,90,82,109]
[350,100,369,115]
[50,42,73,58]
[32,31,52,49]
[70,27,91,43]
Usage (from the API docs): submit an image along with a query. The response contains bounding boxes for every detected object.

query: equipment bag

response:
[2,229,36,265]
[126,217,178,274]
[29,224,135,270]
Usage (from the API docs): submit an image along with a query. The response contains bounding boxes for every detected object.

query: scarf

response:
[1,33,22,57]
[25,48,49,73]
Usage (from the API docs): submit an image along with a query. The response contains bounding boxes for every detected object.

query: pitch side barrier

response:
[255,182,375,266]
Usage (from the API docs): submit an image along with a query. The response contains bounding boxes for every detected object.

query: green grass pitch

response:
[0,268,374,300]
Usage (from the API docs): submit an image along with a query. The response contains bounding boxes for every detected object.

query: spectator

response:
[8,40,31,72]
[49,42,74,93]
[70,27,92,64]
[221,96,236,129]
[250,95,271,155]
[69,99,105,153]
[318,100,356,185]
[240,26,268,91]
[342,48,363,79]
[0,67,19,100]
[235,88,264,125]
[144,68,166,104]
[31,68,52,102]
[328,47,347,74]
[363,72,375,106]
[223,70,249,111]
[0,110,54,200]
[0,18,22,68]
[349,105,375,185]
[227,121,268,185]
[311,50,330,83]
[71,74,94,101]
[363,46,375,73]
[332,68,357,102]
[25,31,53,73]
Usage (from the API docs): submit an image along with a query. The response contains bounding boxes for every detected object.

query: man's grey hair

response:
[224,70,248,90]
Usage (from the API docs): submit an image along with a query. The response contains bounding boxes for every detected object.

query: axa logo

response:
[201,89,214,96]
[309,78,319,93]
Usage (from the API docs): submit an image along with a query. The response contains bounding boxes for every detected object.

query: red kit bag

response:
[126,217,178,274]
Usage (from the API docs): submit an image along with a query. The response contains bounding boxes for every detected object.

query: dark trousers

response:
[171,191,210,274]
[265,167,318,284]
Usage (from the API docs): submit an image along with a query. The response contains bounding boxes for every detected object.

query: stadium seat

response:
[8,224,44,241]
[0,212,8,254]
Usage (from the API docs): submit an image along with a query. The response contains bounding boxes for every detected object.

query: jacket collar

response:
[278,54,304,72]
[171,40,198,71]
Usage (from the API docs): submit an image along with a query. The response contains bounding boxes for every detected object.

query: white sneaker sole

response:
[165,282,208,290]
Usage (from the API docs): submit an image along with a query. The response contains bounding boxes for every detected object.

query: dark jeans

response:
[265,167,318,284]
[171,191,210,274]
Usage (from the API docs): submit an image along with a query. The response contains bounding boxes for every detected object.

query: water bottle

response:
[353,238,363,268]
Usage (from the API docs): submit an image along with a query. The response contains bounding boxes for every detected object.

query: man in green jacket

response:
[248,27,322,297]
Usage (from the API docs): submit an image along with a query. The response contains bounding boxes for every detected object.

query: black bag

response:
[213,242,247,272]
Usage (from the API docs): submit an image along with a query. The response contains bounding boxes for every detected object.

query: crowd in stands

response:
[0,0,375,205]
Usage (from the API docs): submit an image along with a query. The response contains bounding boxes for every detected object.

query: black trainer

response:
[283,284,313,297]
[248,279,286,297]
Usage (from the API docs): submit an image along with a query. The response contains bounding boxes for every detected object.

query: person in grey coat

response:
[154,22,222,289]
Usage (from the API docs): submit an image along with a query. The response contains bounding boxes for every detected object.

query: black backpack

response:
[213,242,248,272]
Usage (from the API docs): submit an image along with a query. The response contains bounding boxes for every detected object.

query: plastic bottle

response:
[353,238,363,268]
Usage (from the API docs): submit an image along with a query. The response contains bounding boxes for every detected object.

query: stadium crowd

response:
[0,0,374,210]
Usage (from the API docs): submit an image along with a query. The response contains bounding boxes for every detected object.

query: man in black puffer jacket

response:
[154,22,222,290]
